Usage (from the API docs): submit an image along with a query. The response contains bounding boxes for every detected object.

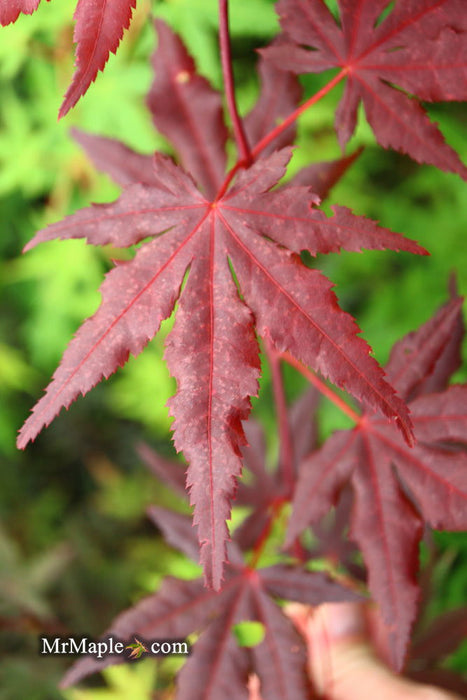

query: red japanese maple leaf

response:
[263,0,467,178]
[0,0,47,24]
[17,147,424,588]
[17,22,426,589]
[0,0,137,117]
[59,507,361,700]
[286,292,467,669]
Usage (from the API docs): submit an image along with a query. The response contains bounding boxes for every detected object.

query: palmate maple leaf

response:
[59,507,361,700]
[264,0,467,179]
[286,292,467,670]
[0,0,137,117]
[17,21,428,590]
[17,146,425,589]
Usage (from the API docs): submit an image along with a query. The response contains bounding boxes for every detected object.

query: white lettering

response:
[40,638,60,654]
[172,641,189,654]
[96,641,108,659]
[69,638,87,654]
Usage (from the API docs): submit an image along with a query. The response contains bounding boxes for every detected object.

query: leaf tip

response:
[395,415,415,448]
[16,424,34,451]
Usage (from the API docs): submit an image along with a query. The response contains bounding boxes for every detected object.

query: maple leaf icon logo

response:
[125,638,148,659]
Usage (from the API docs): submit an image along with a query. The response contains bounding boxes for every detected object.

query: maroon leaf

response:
[411,607,467,665]
[249,588,309,700]
[385,296,465,402]
[264,0,467,178]
[1,0,138,113]
[61,525,357,698]
[306,486,365,581]
[410,385,467,445]
[19,147,422,587]
[176,587,252,700]
[244,44,302,156]
[235,387,319,552]
[415,279,465,397]
[287,429,359,531]
[147,507,199,563]
[60,576,226,688]
[260,564,362,606]
[241,419,268,483]
[164,228,260,589]
[287,294,467,669]
[288,387,320,462]
[349,431,423,670]
[137,442,187,498]
[59,0,137,118]
[71,128,157,188]
[287,148,363,201]
[147,19,228,198]
[0,0,45,25]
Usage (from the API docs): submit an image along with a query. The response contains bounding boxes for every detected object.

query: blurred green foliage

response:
[0,0,466,697]
[63,660,158,700]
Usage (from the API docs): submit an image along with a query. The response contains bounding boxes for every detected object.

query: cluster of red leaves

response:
[58,388,360,698]
[6,2,467,695]
[59,289,467,697]
[264,0,467,178]
[60,505,360,699]
[17,19,431,591]
[287,290,467,669]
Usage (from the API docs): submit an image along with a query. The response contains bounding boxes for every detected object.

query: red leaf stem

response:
[280,350,361,424]
[215,68,348,200]
[251,68,348,159]
[218,0,251,163]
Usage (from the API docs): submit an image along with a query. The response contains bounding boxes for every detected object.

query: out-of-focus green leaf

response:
[62,659,157,700]
[233,621,266,648]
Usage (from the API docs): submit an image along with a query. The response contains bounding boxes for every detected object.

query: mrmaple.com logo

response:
[39,636,190,660]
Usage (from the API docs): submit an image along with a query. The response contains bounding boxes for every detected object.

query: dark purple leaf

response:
[61,576,226,687]
[245,44,302,155]
[264,0,467,178]
[287,148,363,202]
[19,147,421,587]
[147,507,199,563]
[137,442,187,499]
[147,19,228,197]
[59,0,137,118]
[71,129,157,188]
[0,0,44,25]
[250,588,309,700]
[176,587,251,700]
[260,564,362,606]
[288,293,467,669]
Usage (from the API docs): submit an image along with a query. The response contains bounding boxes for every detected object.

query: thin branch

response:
[280,351,362,424]
[219,0,251,163]
[251,67,348,159]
